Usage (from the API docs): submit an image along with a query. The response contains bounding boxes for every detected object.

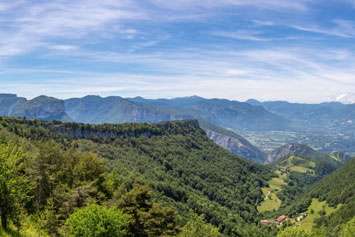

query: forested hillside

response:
[260,146,348,216]
[0,117,276,236]
[276,157,355,236]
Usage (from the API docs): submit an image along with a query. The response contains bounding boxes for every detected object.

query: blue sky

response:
[0,0,355,102]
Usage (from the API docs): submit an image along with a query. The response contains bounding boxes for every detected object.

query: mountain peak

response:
[245,99,261,105]
[266,143,316,164]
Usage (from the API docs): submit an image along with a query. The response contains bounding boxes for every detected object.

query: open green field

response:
[299,198,342,231]
[277,156,315,174]
[290,166,313,173]
[258,175,285,212]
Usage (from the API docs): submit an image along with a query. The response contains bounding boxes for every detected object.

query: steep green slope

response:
[282,158,355,235]
[259,145,347,215]
[0,116,274,236]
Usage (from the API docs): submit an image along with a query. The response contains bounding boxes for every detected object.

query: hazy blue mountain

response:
[246,99,355,132]
[64,95,193,124]
[127,96,289,131]
[0,94,27,115]
[128,95,205,108]
[0,94,72,122]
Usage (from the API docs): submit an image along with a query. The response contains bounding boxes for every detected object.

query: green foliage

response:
[277,226,326,237]
[0,116,274,236]
[178,212,221,237]
[267,150,347,216]
[0,143,31,228]
[66,204,130,237]
[340,217,355,237]
[276,158,355,236]
[113,184,178,237]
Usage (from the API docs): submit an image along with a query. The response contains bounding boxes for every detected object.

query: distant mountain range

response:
[2,93,355,162]
[65,95,289,131]
[246,99,355,133]
[0,94,72,122]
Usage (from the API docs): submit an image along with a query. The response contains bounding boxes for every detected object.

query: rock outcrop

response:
[266,144,316,164]
[205,129,266,164]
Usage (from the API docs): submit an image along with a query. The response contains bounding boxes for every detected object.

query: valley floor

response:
[258,171,285,212]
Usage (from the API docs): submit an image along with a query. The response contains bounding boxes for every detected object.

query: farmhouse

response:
[275,215,287,225]
[261,215,288,226]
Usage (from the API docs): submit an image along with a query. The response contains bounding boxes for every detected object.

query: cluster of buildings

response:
[261,213,308,227]
[261,215,287,226]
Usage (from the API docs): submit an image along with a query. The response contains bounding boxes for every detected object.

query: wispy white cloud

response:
[0,0,146,56]
[2,44,355,103]
[149,0,309,11]
[211,30,271,41]
[1,0,354,103]
[46,44,79,52]
[251,20,275,27]
[289,19,355,38]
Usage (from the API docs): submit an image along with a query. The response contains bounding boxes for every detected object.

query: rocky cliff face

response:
[0,94,27,115]
[0,94,72,122]
[266,143,316,164]
[205,129,266,163]
[49,119,201,140]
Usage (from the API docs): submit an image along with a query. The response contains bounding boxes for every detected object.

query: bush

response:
[66,204,130,237]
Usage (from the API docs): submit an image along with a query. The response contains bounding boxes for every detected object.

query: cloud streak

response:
[149,0,309,11]
[289,19,355,38]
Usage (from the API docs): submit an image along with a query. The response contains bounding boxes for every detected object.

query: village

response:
[261,213,308,227]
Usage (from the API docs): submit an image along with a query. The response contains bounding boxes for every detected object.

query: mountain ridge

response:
[0,94,72,122]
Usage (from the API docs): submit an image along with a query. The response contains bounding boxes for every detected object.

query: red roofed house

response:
[275,215,287,225]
